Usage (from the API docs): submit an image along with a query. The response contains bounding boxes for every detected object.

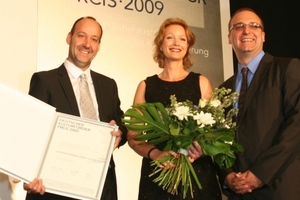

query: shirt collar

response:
[64,59,92,80]
[238,51,265,75]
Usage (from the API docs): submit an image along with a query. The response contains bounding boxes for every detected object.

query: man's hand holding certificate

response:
[0,83,117,200]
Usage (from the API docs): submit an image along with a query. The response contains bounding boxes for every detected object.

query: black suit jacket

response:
[26,64,127,200]
[218,53,300,200]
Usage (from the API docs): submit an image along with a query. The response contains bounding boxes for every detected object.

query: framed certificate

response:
[0,83,116,200]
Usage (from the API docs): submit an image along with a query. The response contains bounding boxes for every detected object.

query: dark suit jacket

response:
[218,53,300,200]
[26,64,127,200]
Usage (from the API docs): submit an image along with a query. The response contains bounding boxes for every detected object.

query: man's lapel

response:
[239,53,274,122]
[57,64,80,116]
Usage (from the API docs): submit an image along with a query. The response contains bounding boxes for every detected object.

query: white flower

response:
[224,124,230,129]
[210,99,221,107]
[199,99,207,108]
[225,141,233,145]
[193,111,216,127]
[173,105,191,121]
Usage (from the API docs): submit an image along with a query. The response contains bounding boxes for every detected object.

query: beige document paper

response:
[0,83,117,200]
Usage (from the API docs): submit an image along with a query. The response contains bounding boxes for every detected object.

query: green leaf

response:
[134,132,164,141]
[169,122,180,135]
[153,102,170,124]
[199,140,230,156]
[194,129,235,144]
[145,134,171,145]
[122,102,170,136]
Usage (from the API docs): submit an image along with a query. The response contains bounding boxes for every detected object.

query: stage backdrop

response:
[0,0,232,199]
[37,0,231,91]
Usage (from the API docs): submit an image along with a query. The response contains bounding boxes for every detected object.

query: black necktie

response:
[238,67,248,119]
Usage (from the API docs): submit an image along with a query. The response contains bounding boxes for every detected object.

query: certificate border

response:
[37,113,117,200]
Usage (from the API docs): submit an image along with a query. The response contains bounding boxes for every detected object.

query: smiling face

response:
[228,10,265,63]
[66,18,102,71]
[161,24,189,63]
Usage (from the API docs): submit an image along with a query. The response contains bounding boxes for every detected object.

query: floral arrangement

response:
[122,87,243,198]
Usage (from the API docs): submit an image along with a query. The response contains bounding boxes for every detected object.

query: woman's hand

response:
[187,141,203,162]
[149,148,178,169]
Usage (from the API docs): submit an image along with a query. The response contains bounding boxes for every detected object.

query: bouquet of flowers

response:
[122,87,243,198]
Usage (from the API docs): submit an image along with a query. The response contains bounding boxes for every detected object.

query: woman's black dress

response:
[138,72,222,200]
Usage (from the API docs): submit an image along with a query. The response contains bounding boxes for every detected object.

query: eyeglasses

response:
[230,22,263,32]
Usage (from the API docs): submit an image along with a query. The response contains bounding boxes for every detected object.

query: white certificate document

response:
[0,83,116,200]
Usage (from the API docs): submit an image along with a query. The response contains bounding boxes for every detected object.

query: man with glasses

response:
[218,8,300,200]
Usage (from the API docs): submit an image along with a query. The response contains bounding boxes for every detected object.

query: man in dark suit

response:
[219,8,300,200]
[23,16,127,200]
